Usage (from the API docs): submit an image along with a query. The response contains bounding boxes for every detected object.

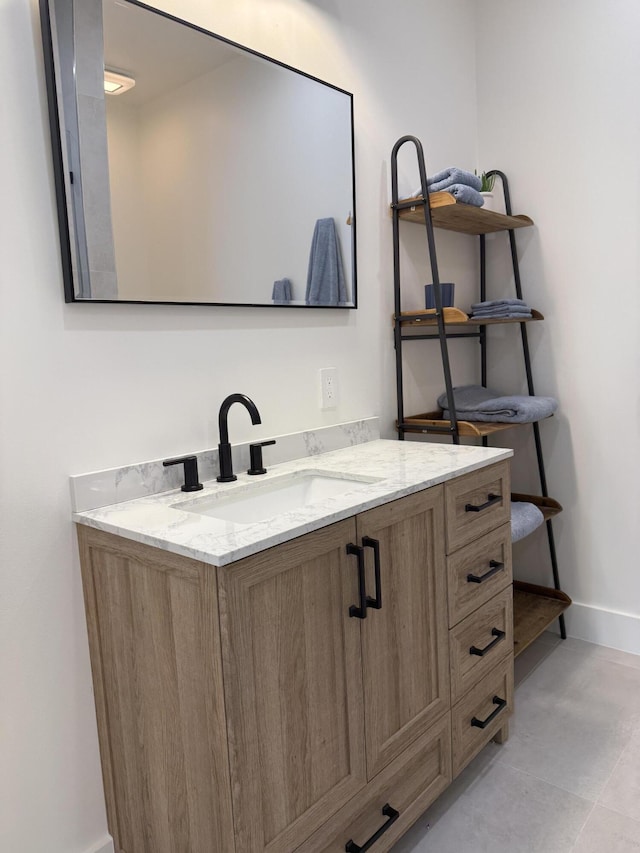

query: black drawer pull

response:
[471,695,507,729]
[467,560,504,584]
[362,536,382,610]
[465,493,501,513]
[345,803,400,852]
[347,543,367,619]
[470,628,506,657]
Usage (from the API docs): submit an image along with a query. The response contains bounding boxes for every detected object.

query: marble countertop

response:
[73,439,512,567]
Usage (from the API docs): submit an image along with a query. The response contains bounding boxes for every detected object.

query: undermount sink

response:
[174,470,382,525]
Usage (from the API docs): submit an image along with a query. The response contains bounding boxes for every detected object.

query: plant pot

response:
[480,191,496,212]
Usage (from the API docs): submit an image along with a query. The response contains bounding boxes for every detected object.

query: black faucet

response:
[163,455,203,491]
[217,393,261,482]
[247,440,276,475]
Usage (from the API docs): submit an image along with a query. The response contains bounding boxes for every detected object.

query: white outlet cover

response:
[319,367,339,409]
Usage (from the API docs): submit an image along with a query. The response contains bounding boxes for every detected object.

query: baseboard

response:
[563,601,640,656]
[86,837,114,853]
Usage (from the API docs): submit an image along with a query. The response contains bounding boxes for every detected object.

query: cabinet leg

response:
[493,722,509,745]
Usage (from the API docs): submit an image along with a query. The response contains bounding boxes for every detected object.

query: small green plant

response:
[475,170,496,192]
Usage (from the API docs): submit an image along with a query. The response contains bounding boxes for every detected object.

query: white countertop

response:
[73,439,512,566]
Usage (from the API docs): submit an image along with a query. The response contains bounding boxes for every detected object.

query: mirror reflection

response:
[42,0,357,307]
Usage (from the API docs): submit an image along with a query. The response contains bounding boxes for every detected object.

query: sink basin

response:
[174,470,382,525]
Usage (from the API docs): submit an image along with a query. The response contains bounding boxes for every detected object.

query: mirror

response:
[40,0,357,307]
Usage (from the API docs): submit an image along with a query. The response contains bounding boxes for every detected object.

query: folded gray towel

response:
[472,311,532,320]
[472,303,531,312]
[438,385,558,423]
[272,278,292,304]
[471,306,532,318]
[305,218,348,306]
[471,298,529,310]
[511,501,545,543]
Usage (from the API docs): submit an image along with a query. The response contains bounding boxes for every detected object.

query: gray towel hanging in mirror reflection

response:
[305,218,347,305]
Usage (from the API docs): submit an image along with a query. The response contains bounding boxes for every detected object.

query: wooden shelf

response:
[397,307,468,326]
[513,581,572,658]
[397,308,544,328]
[511,493,563,521]
[400,412,550,438]
[396,193,534,235]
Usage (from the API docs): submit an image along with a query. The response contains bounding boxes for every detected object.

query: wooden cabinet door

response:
[217,518,367,853]
[77,527,234,853]
[356,487,450,778]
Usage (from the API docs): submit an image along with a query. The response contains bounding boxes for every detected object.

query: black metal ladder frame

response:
[390,136,566,639]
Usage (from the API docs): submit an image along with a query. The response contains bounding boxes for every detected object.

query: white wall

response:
[106,99,149,292]
[475,0,640,648]
[0,1,478,851]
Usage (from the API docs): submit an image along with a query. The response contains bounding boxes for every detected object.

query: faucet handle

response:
[163,455,203,492]
[247,440,276,476]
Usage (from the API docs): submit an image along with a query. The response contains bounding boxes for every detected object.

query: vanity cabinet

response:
[77,462,512,853]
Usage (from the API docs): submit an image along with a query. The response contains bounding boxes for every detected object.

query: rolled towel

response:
[511,501,545,543]
[440,184,485,207]
[411,182,484,207]
[272,278,292,304]
[414,167,482,195]
[438,384,558,423]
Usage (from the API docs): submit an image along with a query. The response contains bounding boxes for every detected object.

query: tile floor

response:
[392,633,640,853]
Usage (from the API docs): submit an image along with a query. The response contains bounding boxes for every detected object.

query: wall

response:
[106,99,149,293]
[0,1,478,851]
[475,0,640,650]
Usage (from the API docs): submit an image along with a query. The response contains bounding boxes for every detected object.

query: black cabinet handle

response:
[345,804,400,852]
[471,696,507,729]
[467,560,504,584]
[347,544,367,619]
[362,536,382,610]
[470,628,506,657]
[465,493,501,513]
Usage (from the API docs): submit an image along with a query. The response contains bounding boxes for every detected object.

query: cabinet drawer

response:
[449,587,513,704]
[297,714,451,853]
[445,461,511,553]
[451,657,513,778]
[447,523,512,627]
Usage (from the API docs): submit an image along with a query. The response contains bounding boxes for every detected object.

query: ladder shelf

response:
[390,134,569,645]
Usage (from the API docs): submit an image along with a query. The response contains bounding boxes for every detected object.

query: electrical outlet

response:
[319,367,339,409]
